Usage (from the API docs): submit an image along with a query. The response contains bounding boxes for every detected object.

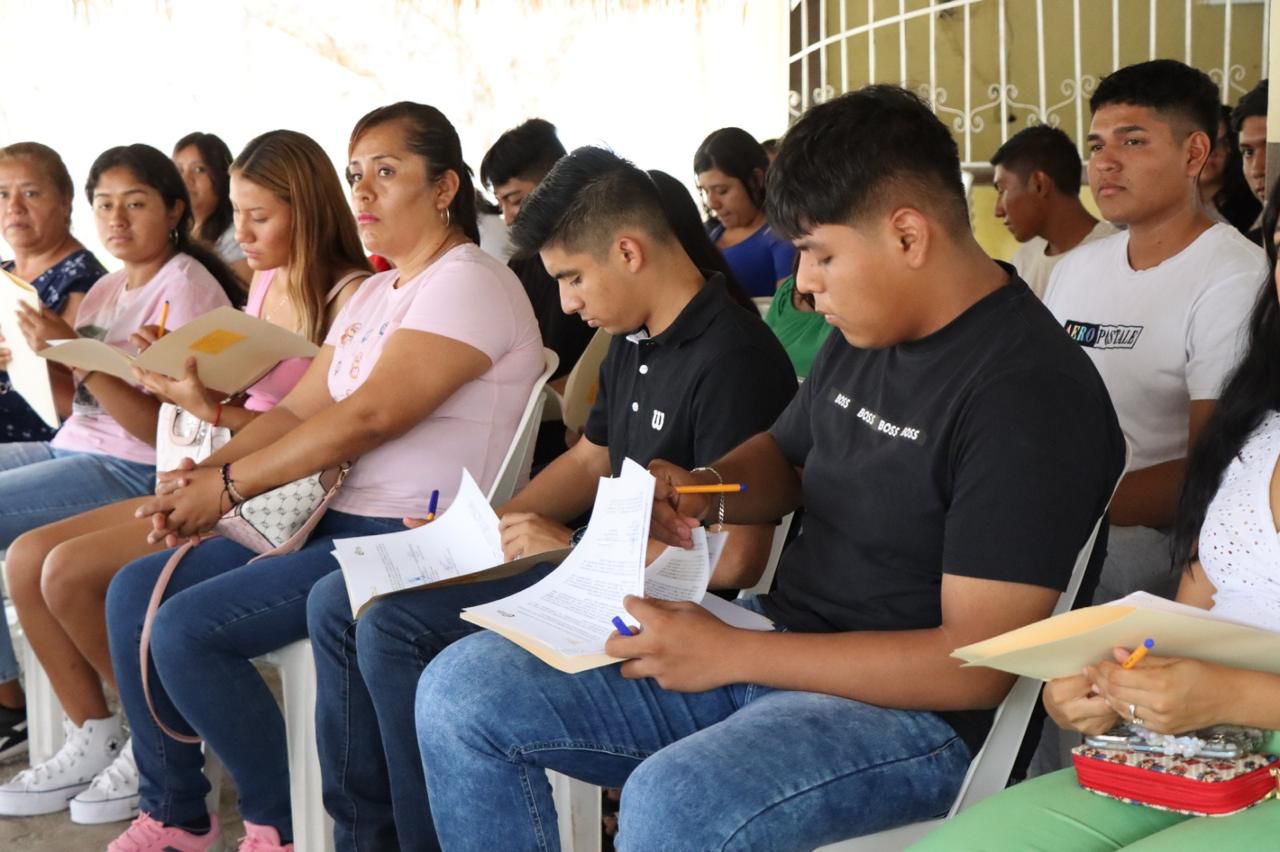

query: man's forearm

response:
[499,446,606,522]
[722,626,1017,711]
[693,433,804,524]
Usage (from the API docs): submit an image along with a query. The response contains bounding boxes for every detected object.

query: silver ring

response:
[1128,702,1138,723]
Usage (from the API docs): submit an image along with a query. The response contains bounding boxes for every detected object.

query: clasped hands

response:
[135,457,226,547]
[1045,646,1227,736]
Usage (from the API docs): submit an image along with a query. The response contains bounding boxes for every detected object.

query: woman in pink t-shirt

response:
[0,131,371,826]
[0,144,240,550]
[104,104,543,851]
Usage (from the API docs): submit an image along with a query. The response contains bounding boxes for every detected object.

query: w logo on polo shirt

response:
[651,410,666,431]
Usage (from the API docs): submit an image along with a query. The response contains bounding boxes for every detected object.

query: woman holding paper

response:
[914,187,1280,851]
[99,102,542,852]
[0,143,239,551]
[0,142,108,442]
[0,130,370,825]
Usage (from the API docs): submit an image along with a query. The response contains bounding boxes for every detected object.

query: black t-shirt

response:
[766,273,1125,753]
[509,253,596,382]
[585,275,797,474]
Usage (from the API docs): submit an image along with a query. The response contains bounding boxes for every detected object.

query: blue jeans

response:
[416,614,973,852]
[0,441,154,684]
[307,562,557,852]
[105,511,400,839]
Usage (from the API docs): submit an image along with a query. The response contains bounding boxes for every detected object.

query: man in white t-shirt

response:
[992,125,1117,298]
[1045,59,1267,604]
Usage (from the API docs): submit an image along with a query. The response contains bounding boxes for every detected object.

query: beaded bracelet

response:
[221,463,245,506]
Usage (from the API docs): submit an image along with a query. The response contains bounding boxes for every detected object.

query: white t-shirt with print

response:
[1044,223,1266,471]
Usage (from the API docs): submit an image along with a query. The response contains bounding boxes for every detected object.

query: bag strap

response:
[326,270,370,304]
[139,541,204,744]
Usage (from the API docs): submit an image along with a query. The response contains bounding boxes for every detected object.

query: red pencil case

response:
[1072,745,1280,817]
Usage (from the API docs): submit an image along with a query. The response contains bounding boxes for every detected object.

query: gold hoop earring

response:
[440,207,452,228]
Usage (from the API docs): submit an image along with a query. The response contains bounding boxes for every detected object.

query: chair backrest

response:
[560,329,612,433]
[944,439,1131,815]
[736,513,794,599]
[487,348,559,506]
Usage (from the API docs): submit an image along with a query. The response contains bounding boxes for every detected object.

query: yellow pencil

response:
[1122,638,1155,669]
[674,483,747,494]
[157,300,171,337]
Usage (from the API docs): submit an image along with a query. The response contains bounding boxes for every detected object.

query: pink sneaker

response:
[107,811,221,851]
[238,821,294,851]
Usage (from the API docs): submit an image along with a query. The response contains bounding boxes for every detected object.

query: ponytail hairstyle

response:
[173,132,235,244]
[348,102,480,244]
[646,169,756,314]
[1170,180,1278,570]
[86,144,245,307]
[232,130,371,344]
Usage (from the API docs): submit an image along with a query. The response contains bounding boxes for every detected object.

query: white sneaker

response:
[0,715,124,816]
[71,737,140,824]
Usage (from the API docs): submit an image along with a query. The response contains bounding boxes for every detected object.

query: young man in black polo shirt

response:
[415,87,1126,850]
[305,146,796,851]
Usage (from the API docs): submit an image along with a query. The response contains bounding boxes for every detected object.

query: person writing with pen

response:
[304,147,796,851]
[412,86,1125,851]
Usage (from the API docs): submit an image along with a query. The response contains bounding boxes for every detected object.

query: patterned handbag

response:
[139,464,349,743]
[1073,743,1280,817]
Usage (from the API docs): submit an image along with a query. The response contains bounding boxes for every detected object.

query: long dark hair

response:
[647,169,756,314]
[173,132,235,244]
[86,144,246,307]
[349,102,480,245]
[1171,181,1278,569]
[693,127,770,213]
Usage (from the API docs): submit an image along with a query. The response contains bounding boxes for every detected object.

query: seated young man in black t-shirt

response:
[414,86,1126,851]
[305,146,797,851]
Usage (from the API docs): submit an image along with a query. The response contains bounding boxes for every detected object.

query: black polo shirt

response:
[585,275,797,474]
[510,254,596,381]
[765,273,1124,754]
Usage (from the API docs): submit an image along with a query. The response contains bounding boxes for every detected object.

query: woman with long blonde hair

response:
[0,129,370,829]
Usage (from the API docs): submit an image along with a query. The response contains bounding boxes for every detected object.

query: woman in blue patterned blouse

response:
[0,142,107,445]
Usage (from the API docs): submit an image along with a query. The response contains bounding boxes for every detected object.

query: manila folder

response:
[953,592,1280,681]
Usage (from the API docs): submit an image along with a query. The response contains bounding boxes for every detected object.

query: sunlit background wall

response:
[0,0,788,269]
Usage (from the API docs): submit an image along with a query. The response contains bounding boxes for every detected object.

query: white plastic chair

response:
[488,348,559,505]
[546,330,611,434]
[551,513,796,852]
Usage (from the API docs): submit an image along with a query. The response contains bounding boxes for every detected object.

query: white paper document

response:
[0,268,58,427]
[335,469,503,617]
[645,528,774,630]
[461,458,654,671]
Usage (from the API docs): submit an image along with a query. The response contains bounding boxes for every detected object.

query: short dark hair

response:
[173,131,235,244]
[1090,59,1220,142]
[509,146,676,259]
[1232,79,1269,134]
[480,118,566,191]
[767,85,968,239]
[693,127,769,210]
[349,102,480,244]
[990,125,1083,196]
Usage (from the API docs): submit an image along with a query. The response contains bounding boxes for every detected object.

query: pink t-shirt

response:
[242,269,313,413]
[52,253,232,464]
[325,243,543,518]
